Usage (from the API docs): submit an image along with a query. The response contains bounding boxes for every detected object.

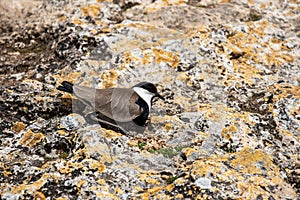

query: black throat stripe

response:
[133,97,149,126]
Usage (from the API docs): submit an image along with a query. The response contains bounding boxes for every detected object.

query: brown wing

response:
[72,85,97,108]
[95,88,143,122]
[72,85,142,122]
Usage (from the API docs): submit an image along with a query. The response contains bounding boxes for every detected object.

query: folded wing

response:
[72,85,142,122]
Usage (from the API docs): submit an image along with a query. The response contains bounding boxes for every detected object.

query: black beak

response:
[155,93,165,101]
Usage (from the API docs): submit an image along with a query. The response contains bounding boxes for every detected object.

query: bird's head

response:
[132,82,165,107]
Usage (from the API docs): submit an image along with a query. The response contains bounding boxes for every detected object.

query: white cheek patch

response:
[132,87,154,111]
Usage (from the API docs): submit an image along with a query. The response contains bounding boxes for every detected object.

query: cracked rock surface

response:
[0,0,299,199]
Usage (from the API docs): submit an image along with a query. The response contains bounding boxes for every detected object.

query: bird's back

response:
[72,86,144,123]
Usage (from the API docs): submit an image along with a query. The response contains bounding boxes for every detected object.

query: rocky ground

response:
[0,0,299,199]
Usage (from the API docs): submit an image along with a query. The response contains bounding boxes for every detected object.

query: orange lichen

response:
[10,173,56,195]
[101,69,118,88]
[142,52,152,65]
[163,123,173,131]
[127,139,138,147]
[153,48,179,68]
[222,123,238,140]
[231,147,274,174]
[33,191,46,200]
[122,51,140,65]
[139,184,175,199]
[265,52,294,66]
[97,179,106,185]
[190,146,297,199]
[103,129,122,138]
[248,20,268,37]
[0,163,12,177]
[81,4,102,17]
[11,122,26,133]
[182,147,199,157]
[88,4,101,17]
[57,130,67,136]
[19,130,45,147]
[248,0,254,4]
[81,7,89,16]
[73,18,83,25]
[227,20,295,68]
[145,177,161,185]
[57,15,67,23]
[89,160,106,173]
[176,72,189,83]
[77,180,87,188]
[101,27,112,33]
[270,84,300,103]
[59,161,84,174]
[191,156,227,177]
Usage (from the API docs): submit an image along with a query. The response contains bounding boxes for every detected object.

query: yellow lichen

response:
[145,177,161,185]
[231,147,274,174]
[11,122,26,133]
[97,179,106,185]
[11,173,57,195]
[190,146,297,199]
[88,4,101,17]
[57,130,67,136]
[77,180,87,188]
[19,130,45,147]
[153,48,179,68]
[182,147,199,157]
[175,194,184,199]
[127,139,138,147]
[0,163,12,177]
[222,123,238,140]
[140,184,175,199]
[81,4,102,17]
[101,69,118,88]
[153,193,173,200]
[73,18,83,25]
[89,160,106,173]
[142,51,152,65]
[80,131,114,163]
[150,116,172,124]
[270,84,300,103]
[57,15,67,23]
[122,51,140,65]
[191,156,227,177]
[103,129,122,138]
[59,161,84,174]
[33,191,46,200]
[163,123,173,131]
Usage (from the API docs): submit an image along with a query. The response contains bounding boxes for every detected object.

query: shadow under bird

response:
[57,81,165,133]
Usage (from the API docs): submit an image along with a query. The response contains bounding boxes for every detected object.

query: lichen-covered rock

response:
[0,0,299,199]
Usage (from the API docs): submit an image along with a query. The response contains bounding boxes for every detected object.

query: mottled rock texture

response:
[0,0,299,199]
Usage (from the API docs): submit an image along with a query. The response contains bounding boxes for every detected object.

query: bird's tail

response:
[57,81,74,93]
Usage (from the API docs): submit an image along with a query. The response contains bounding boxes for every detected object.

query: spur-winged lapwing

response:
[57,81,165,133]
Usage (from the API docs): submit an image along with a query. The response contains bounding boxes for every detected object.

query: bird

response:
[57,81,165,133]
